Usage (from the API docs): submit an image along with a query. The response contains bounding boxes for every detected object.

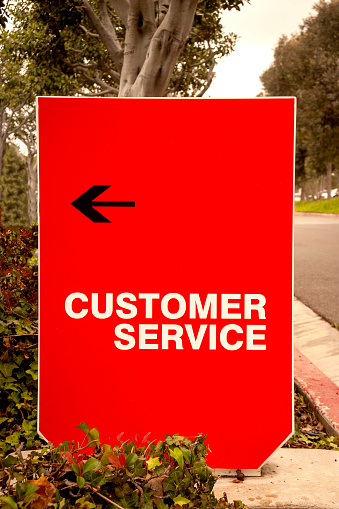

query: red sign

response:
[37,98,295,469]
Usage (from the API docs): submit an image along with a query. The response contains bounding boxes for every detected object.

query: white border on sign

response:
[36,96,296,467]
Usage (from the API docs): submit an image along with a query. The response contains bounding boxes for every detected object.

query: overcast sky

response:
[208,0,318,98]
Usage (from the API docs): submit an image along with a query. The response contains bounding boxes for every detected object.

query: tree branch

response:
[196,55,216,97]
[98,0,123,47]
[79,24,100,38]
[119,0,157,96]
[107,0,130,27]
[82,70,119,95]
[158,0,170,26]
[67,60,97,70]
[77,88,118,96]
[8,108,34,138]
[126,0,199,96]
[101,62,121,84]
[82,0,124,71]
[3,94,31,139]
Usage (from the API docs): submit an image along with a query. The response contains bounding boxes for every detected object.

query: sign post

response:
[38,97,295,470]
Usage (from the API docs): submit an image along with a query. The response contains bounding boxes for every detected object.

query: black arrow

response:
[71,185,135,223]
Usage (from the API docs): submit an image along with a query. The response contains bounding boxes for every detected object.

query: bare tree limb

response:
[126,0,199,96]
[101,62,121,84]
[77,88,118,96]
[98,0,121,44]
[82,70,119,95]
[107,0,130,27]
[80,24,100,38]
[166,65,186,95]
[67,60,97,70]
[158,0,170,25]
[8,108,34,137]
[196,55,216,97]
[82,0,124,71]
[119,0,156,96]
[3,93,31,139]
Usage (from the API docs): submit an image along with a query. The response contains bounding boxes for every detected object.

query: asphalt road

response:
[294,213,339,325]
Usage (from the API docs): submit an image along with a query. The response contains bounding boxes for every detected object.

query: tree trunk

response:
[26,153,37,223]
[310,178,318,200]
[300,177,307,201]
[119,0,199,96]
[326,162,332,200]
[0,137,6,201]
[318,174,324,199]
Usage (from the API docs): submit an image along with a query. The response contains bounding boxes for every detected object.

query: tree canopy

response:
[0,0,250,222]
[6,0,249,98]
[260,0,339,199]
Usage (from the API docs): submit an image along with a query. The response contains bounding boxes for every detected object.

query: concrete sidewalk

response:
[213,298,339,509]
[214,448,339,509]
[294,298,339,388]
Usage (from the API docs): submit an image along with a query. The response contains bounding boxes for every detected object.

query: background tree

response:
[260,0,339,200]
[0,144,29,228]
[0,8,83,223]
[1,0,249,224]
[13,114,38,223]
[0,65,31,187]
[8,0,249,98]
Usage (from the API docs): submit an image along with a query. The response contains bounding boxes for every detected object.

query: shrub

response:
[0,424,247,509]
[0,224,40,456]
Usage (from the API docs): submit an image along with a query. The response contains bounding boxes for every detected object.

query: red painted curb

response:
[294,347,339,436]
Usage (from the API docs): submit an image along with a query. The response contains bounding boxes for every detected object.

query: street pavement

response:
[294,213,339,325]
[213,223,339,508]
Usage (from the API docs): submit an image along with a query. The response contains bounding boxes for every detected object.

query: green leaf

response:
[167,435,184,445]
[88,427,100,443]
[0,363,17,378]
[146,457,161,470]
[2,455,18,468]
[77,476,86,488]
[21,391,33,401]
[81,458,100,474]
[75,496,96,509]
[101,444,113,466]
[157,502,169,509]
[72,463,80,476]
[126,452,138,469]
[75,422,90,436]
[5,432,21,447]
[173,495,190,506]
[16,482,39,499]
[169,447,184,469]
[0,497,18,509]
[57,441,72,452]
[181,447,191,465]
[25,369,38,380]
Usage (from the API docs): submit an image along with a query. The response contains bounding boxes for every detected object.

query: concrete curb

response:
[295,211,339,217]
[294,347,339,438]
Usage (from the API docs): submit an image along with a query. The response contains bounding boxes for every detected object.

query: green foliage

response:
[0,224,40,456]
[0,426,244,509]
[6,0,249,98]
[0,0,7,29]
[295,197,339,214]
[288,424,339,450]
[260,0,339,186]
[285,392,339,451]
[0,146,30,229]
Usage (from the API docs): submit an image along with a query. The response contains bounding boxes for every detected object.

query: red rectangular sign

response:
[38,98,295,469]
